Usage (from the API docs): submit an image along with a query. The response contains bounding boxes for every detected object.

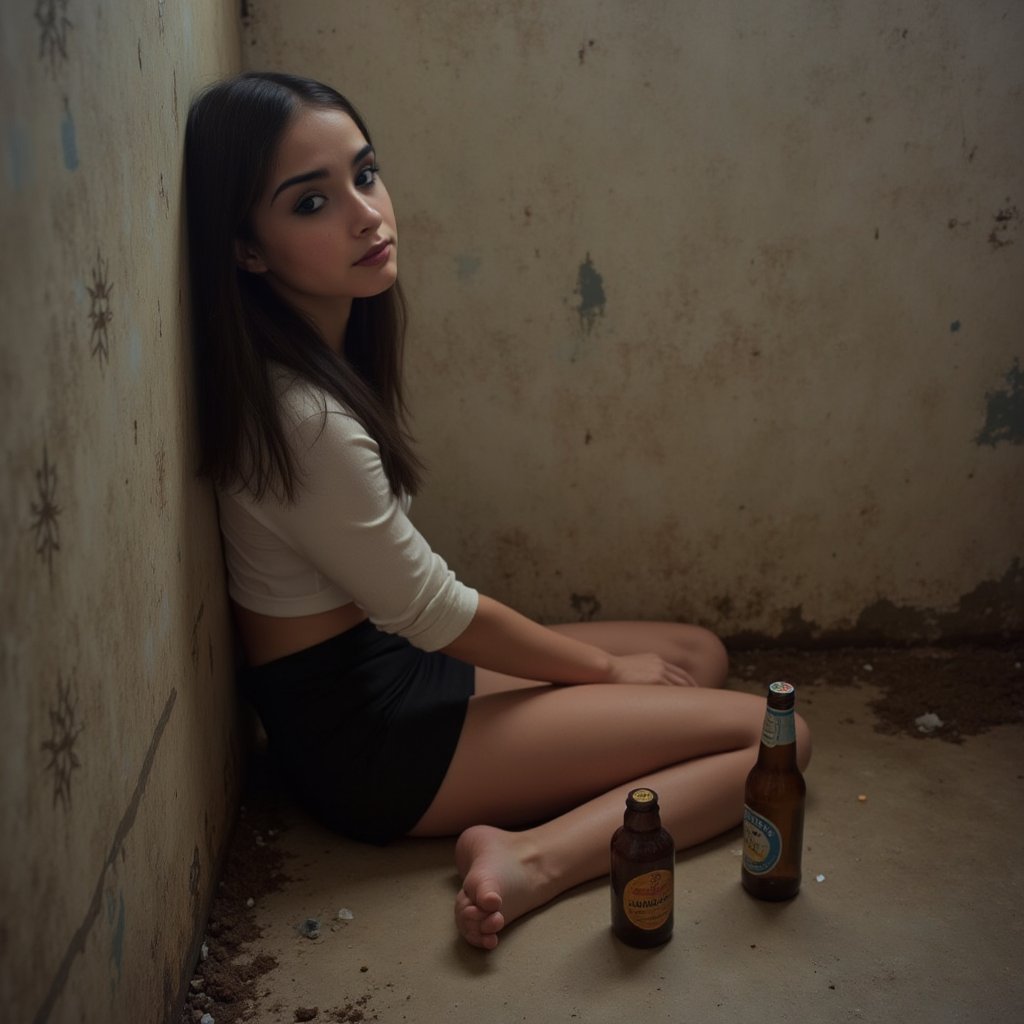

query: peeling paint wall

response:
[246,0,1023,644]
[1,2,241,1021]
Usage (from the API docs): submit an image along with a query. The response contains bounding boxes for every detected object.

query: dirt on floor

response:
[180,643,1023,1022]
[733,643,1024,743]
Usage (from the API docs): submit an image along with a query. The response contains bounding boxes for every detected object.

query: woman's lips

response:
[355,241,391,267]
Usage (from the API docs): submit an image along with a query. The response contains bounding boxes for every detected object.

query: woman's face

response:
[238,105,398,339]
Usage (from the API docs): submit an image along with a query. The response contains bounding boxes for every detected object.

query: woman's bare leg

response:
[410,684,811,948]
[474,621,729,696]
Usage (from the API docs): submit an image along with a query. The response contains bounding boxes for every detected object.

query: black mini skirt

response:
[240,620,475,845]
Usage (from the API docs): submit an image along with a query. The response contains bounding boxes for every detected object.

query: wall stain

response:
[570,592,602,622]
[988,201,1019,250]
[725,559,1023,648]
[191,601,205,672]
[41,670,83,810]
[975,358,1023,446]
[30,444,61,585]
[575,252,605,334]
[577,38,596,65]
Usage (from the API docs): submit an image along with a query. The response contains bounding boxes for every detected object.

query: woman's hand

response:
[606,653,698,687]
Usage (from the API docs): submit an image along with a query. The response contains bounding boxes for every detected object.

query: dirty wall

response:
[246,0,1023,644]
[1,2,241,1021]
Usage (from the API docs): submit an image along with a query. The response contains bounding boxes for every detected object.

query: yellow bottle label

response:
[622,869,673,930]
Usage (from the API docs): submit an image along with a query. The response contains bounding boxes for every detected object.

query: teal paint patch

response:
[60,106,78,171]
[455,254,481,280]
[5,122,32,190]
[975,359,1024,446]
[575,253,605,332]
[950,320,961,332]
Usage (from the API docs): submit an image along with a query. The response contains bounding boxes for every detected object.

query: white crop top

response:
[216,372,478,652]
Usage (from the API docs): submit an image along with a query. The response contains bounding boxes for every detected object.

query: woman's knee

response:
[672,625,729,688]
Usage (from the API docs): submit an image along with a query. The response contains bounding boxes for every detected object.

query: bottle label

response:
[760,707,796,748]
[622,869,673,930]
[743,807,783,874]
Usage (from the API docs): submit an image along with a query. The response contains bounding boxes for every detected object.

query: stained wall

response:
[246,0,1023,644]
[1,2,241,1021]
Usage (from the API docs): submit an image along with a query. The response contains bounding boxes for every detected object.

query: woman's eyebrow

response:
[270,145,375,205]
[271,168,328,204]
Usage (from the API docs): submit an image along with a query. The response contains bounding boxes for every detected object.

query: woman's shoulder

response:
[271,364,355,428]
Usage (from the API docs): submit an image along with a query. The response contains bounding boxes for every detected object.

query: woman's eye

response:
[355,164,380,188]
[295,194,326,215]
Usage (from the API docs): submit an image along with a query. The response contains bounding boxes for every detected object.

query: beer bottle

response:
[742,681,806,900]
[610,787,675,946]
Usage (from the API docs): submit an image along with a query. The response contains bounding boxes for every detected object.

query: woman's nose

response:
[352,195,383,235]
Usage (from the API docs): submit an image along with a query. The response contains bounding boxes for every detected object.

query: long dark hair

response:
[185,71,422,501]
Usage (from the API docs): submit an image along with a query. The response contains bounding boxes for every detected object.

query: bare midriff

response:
[232,600,368,667]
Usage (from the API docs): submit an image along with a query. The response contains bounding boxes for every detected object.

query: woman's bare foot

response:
[454,824,556,950]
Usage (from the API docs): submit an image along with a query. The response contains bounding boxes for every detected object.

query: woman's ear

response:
[234,237,268,274]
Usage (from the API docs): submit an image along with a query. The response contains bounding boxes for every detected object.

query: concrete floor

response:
[212,673,1024,1024]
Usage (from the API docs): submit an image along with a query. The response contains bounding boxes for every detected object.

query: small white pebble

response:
[915,712,944,733]
[190,979,204,991]
[816,874,826,883]
[200,942,209,961]
[337,908,355,920]
[201,1014,215,1024]
[862,663,873,672]
[246,897,255,908]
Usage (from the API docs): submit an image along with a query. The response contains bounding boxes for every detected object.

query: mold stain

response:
[988,201,1019,250]
[575,252,605,334]
[570,592,602,622]
[30,444,61,584]
[41,670,83,810]
[36,0,72,76]
[975,359,1023,447]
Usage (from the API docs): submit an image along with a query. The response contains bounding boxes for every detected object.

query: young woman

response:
[185,71,810,951]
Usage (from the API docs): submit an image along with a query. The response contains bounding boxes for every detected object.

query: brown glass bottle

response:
[742,681,806,900]
[610,788,675,947]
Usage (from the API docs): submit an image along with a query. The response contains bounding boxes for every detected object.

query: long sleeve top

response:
[215,372,478,652]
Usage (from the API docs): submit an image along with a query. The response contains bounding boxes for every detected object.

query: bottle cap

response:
[768,681,795,695]
[626,788,659,811]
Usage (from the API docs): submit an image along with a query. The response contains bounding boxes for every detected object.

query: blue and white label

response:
[760,707,796,748]
[743,806,783,874]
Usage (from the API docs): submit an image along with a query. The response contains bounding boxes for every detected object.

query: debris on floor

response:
[179,801,289,1024]
[735,644,1023,742]
[915,712,944,733]
[298,918,321,940]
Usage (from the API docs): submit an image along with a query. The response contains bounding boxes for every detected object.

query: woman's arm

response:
[441,594,692,687]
